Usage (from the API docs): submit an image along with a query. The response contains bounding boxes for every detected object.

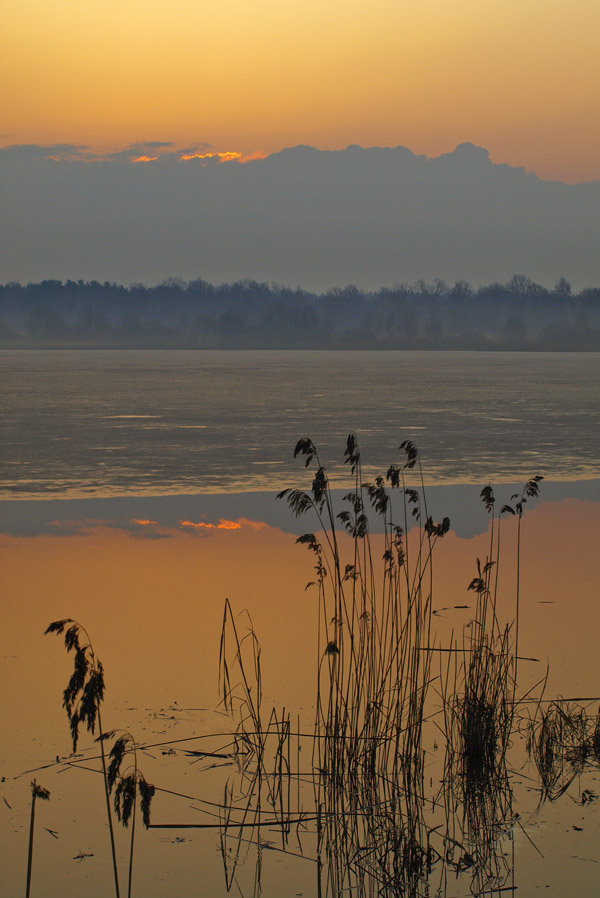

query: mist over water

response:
[2,349,599,499]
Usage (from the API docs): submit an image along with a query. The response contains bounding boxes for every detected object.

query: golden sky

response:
[2,0,599,181]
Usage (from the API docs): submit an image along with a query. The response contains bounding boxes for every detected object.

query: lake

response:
[1,350,600,897]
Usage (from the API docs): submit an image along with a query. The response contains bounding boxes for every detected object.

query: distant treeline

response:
[1,275,600,350]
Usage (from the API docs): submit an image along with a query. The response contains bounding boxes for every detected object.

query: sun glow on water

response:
[180,518,241,530]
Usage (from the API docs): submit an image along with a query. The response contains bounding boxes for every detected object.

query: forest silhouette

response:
[1,275,599,350]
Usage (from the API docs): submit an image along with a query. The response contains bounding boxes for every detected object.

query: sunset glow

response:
[2,0,598,181]
[179,150,267,164]
[180,518,242,530]
[179,518,268,532]
[2,0,599,865]
[180,151,242,162]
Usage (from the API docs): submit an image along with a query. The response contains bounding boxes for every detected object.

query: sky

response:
[2,0,600,183]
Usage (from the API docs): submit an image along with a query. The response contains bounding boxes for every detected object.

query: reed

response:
[25,780,50,898]
[279,436,445,782]
[278,434,453,894]
[45,619,121,898]
[528,700,599,802]
[39,441,552,897]
[218,598,264,763]
[444,477,543,792]
[435,477,548,894]
[99,730,155,898]
[218,598,296,891]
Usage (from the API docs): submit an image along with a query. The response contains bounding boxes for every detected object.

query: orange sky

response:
[2,0,599,181]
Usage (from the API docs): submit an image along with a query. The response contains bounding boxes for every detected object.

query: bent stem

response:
[45,619,121,898]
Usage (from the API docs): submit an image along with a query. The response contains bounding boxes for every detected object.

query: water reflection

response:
[2,496,600,896]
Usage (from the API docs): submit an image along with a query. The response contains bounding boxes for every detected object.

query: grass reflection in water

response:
[41,436,600,897]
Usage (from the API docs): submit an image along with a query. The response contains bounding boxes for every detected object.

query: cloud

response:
[40,517,174,539]
[100,142,178,162]
[46,517,121,535]
[180,151,242,163]
[179,150,267,164]
[0,141,265,166]
[17,515,270,539]
[0,493,285,538]
[180,518,242,530]
[238,150,268,163]
[0,143,88,161]
[0,141,204,164]
[2,141,599,289]
[179,518,267,532]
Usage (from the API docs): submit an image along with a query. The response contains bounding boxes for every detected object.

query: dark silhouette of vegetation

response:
[100,731,155,898]
[25,780,50,898]
[45,619,121,898]
[34,441,600,897]
[528,701,600,802]
[2,275,600,349]
[44,621,155,898]
[276,435,538,895]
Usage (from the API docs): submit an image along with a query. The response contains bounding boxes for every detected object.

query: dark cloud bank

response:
[2,142,599,291]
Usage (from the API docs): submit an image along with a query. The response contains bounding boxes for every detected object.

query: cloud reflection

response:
[31,515,268,539]
[180,518,242,530]
[2,484,599,540]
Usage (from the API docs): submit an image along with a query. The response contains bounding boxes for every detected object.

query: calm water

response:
[3,503,600,898]
[2,349,600,897]
[1,350,599,498]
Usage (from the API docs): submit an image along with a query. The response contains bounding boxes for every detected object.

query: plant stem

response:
[97,707,121,898]
[25,791,36,898]
[128,755,138,898]
[514,513,522,699]
[128,792,136,898]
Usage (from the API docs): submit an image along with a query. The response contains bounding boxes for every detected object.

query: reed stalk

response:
[45,619,121,898]
[25,780,50,898]
[278,434,452,893]
[101,730,155,898]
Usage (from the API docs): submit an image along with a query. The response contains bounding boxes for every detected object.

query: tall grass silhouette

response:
[44,621,155,898]
[444,476,543,786]
[277,433,453,894]
[277,434,546,895]
[278,435,446,777]
[39,438,564,897]
[218,598,296,891]
[45,619,121,898]
[100,730,155,898]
